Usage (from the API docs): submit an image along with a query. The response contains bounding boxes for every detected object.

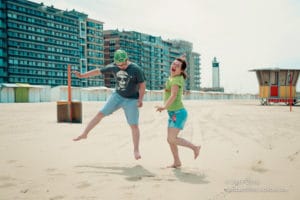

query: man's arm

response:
[137,82,146,107]
[73,69,101,78]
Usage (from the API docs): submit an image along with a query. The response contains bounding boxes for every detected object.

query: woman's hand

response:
[155,105,166,112]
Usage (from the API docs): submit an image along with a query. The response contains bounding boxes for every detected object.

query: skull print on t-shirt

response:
[100,63,146,99]
[116,70,130,91]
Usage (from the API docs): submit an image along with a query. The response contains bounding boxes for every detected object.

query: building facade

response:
[167,39,201,91]
[104,30,201,90]
[191,52,201,90]
[0,0,8,83]
[0,0,104,87]
[1,0,201,91]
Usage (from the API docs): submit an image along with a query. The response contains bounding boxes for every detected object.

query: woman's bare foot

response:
[193,146,201,159]
[134,151,141,160]
[167,162,181,168]
[73,133,88,141]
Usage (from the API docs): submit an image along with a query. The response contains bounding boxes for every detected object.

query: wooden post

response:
[57,65,82,123]
[68,65,72,120]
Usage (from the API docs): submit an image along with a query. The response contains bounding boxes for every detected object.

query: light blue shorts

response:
[100,92,139,125]
[167,108,188,130]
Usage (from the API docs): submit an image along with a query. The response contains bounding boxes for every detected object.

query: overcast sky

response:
[31,0,300,93]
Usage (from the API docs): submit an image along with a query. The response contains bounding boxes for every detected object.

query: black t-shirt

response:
[100,63,146,99]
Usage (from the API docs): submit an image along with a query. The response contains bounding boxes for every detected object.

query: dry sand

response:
[0,100,299,200]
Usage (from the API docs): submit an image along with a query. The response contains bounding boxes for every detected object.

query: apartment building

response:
[1,0,201,90]
[104,30,201,90]
[0,0,104,87]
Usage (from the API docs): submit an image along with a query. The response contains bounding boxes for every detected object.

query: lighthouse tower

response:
[212,57,220,88]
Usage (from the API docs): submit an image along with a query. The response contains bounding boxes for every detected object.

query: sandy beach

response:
[0,100,299,200]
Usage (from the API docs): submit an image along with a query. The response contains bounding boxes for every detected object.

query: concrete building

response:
[191,52,201,90]
[168,39,201,91]
[0,0,104,87]
[1,0,201,91]
[104,30,201,90]
[103,29,168,90]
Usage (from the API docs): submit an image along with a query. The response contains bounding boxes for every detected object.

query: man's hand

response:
[137,100,143,107]
[72,71,82,78]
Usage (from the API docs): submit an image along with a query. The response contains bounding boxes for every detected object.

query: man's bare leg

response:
[130,124,141,160]
[73,112,105,141]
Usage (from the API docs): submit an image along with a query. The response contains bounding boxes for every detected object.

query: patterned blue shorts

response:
[167,108,188,130]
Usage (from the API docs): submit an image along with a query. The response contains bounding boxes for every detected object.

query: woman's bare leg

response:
[167,127,201,167]
[167,128,182,168]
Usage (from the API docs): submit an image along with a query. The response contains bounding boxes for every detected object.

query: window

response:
[270,71,278,85]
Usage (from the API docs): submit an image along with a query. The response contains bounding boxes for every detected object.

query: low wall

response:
[1,84,259,103]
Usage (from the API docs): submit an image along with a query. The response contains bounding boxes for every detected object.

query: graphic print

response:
[116,70,130,90]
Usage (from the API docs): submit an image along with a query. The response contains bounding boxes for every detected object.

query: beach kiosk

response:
[250,68,300,105]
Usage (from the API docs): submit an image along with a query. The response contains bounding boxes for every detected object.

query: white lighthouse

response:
[212,57,220,88]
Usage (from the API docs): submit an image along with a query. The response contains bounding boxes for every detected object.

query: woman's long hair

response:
[176,57,188,79]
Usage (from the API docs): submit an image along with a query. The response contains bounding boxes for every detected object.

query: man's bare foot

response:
[167,163,181,168]
[73,134,88,141]
[134,151,141,160]
[193,146,201,159]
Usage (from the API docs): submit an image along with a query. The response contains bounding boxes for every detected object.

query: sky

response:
[31,0,300,94]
